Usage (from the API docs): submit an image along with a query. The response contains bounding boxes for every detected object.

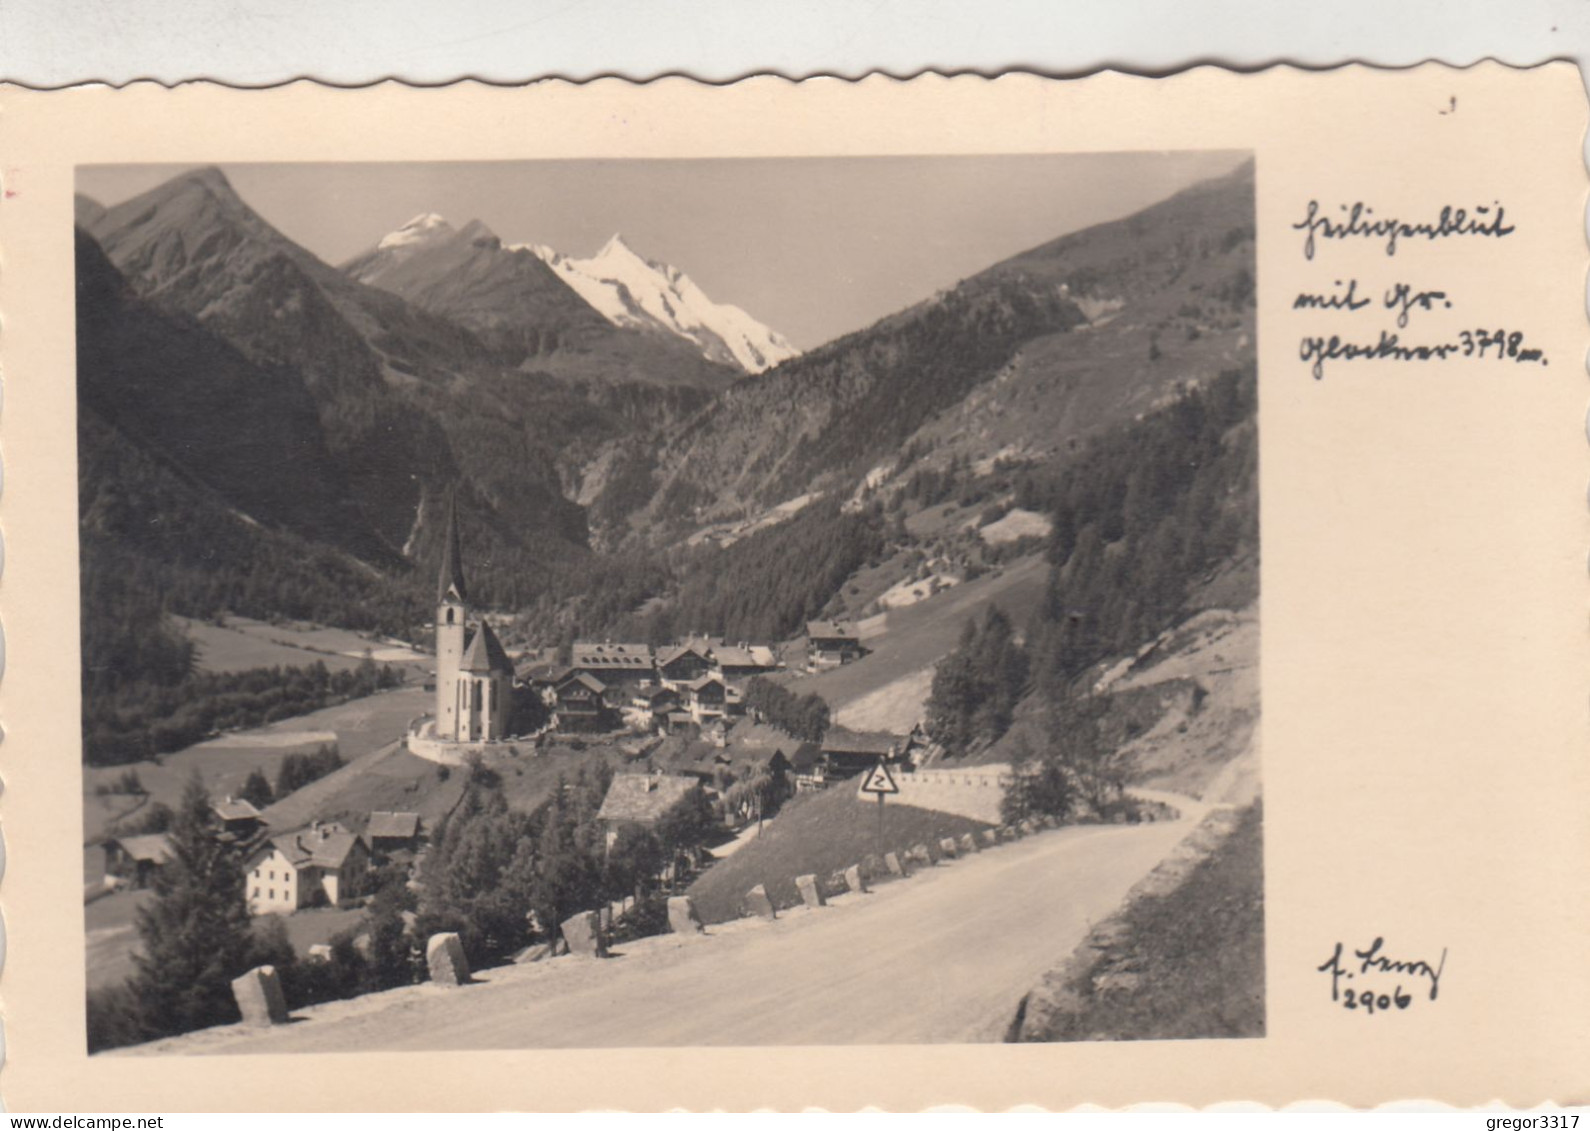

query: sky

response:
[78,151,1248,350]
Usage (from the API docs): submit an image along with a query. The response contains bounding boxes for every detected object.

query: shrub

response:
[86,984,150,1054]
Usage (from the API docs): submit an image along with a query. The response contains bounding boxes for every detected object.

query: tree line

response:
[741,677,831,744]
[84,656,402,767]
[418,760,717,971]
[235,744,346,811]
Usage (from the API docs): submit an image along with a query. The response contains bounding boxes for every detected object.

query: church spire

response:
[438,492,468,605]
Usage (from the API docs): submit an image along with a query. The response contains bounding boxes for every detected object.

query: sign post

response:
[859,760,900,860]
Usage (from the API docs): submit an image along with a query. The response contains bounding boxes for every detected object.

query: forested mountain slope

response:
[641,160,1255,528]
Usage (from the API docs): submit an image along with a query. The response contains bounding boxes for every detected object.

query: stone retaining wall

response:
[862,763,1009,823]
[405,718,529,766]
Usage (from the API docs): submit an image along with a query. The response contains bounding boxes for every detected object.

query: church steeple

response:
[434,492,471,742]
[438,493,468,605]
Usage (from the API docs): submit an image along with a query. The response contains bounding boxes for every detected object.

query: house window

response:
[252,887,259,897]
[269,889,275,899]
[269,870,275,880]
[446,608,455,625]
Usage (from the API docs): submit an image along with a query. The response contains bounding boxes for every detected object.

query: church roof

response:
[438,494,469,605]
[461,621,513,674]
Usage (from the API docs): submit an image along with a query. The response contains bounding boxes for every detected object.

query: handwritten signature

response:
[1318,937,1447,1008]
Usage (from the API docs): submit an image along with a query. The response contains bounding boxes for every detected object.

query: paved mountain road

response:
[124,799,1203,1054]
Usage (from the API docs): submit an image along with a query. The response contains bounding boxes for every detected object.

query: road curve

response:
[123,803,1199,1053]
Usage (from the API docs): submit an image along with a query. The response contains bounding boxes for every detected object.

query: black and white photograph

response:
[74,151,1260,1055]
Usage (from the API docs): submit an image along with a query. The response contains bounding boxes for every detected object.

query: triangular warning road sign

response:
[859,761,899,795]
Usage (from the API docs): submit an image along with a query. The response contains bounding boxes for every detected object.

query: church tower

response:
[435,495,469,742]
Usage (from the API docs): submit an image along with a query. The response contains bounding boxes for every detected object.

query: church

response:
[433,500,514,743]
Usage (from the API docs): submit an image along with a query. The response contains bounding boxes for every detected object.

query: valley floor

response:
[116,792,1206,1054]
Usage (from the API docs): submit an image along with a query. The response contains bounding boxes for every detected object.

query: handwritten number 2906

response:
[1343,986,1412,1013]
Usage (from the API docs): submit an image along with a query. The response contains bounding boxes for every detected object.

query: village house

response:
[806,620,866,670]
[244,821,371,916]
[211,796,266,843]
[625,684,680,732]
[570,641,655,687]
[365,811,421,856]
[709,642,778,681]
[898,722,942,768]
[102,833,174,890]
[657,639,716,688]
[518,662,569,709]
[663,708,697,735]
[819,725,902,779]
[595,772,702,851]
[790,742,828,792]
[680,674,746,725]
[553,671,613,732]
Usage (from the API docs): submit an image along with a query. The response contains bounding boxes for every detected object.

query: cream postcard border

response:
[0,66,1586,1111]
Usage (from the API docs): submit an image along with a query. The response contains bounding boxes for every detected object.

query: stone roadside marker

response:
[845,864,868,894]
[561,911,608,958]
[744,884,777,920]
[306,943,333,962]
[795,873,826,909]
[885,851,907,877]
[982,829,1000,846]
[939,837,959,859]
[667,895,705,935]
[959,832,980,854]
[231,965,290,1026]
[426,932,471,985]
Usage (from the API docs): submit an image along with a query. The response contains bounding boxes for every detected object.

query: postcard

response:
[0,65,1584,1110]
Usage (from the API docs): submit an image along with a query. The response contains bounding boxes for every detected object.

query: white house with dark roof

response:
[244,822,370,915]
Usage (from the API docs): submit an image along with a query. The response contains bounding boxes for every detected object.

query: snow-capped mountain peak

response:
[596,231,635,257]
[378,212,455,251]
[528,235,799,374]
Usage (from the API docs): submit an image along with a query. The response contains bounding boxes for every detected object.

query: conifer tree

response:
[238,767,273,810]
[128,773,256,1039]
